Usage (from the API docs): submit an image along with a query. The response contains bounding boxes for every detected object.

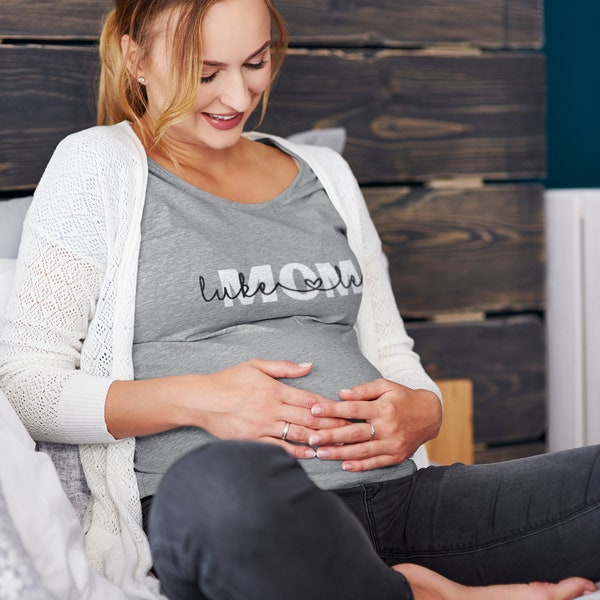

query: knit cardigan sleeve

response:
[0,129,131,444]
[337,155,441,396]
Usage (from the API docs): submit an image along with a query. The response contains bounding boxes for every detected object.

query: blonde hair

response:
[97,0,288,150]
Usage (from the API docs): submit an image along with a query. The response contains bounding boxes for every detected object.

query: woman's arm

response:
[106,359,347,459]
[0,131,119,444]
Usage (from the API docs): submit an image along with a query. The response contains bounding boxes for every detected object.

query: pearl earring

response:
[137,77,146,84]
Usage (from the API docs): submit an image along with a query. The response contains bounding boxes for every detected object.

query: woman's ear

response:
[121,34,144,80]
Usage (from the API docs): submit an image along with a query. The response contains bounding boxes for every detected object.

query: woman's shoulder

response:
[34,122,146,213]
[55,121,142,159]
[42,122,147,191]
[247,130,346,164]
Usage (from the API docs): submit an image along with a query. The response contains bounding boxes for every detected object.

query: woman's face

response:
[140,0,273,151]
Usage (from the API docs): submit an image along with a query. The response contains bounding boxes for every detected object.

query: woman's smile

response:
[202,111,244,130]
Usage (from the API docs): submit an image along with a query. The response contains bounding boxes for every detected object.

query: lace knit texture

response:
[0,122,440,598]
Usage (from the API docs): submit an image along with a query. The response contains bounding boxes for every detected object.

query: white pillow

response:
[0,258,17,320]
[0,389,127,600]
[0,482,54,600]
[287,127,347,154]
[0,195,33,259]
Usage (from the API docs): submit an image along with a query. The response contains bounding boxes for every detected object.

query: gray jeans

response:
[147,441,600,599]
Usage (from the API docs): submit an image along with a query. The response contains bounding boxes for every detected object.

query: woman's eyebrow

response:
[202,40,272,68]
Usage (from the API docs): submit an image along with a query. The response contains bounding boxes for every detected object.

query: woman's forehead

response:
[148,0,271,54]
[200,0,271,56]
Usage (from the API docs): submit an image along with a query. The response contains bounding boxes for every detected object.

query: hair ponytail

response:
[97,7,148,128]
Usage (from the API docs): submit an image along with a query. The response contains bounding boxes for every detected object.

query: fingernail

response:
[308,435,321,446]
[316,448,330,459]
[311,406,324,415]
[340,388,353,394]
[304,448,316,458]
[342,462,353,471]
[298,362,312,368]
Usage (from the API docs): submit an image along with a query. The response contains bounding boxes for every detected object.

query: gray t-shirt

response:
[133,141,416,497]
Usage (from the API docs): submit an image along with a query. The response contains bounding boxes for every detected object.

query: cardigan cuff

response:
[58,374,117,444]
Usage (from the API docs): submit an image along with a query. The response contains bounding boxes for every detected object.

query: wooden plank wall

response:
[0,1,546,463]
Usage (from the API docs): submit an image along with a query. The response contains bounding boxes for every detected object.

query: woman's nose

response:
[219,70,252,112]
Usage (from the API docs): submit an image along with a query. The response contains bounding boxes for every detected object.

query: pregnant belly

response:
[133,320,382,401]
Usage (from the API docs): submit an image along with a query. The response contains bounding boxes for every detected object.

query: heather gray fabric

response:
[133,142,415,498]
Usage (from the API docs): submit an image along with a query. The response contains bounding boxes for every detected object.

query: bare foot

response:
[392,563,597,600]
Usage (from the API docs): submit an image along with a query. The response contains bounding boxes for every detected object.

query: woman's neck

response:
[135,120,298,204]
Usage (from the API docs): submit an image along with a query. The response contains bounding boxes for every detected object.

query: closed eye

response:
[201,72,218,84]
[244,58,268,71]
[200,56,270,84]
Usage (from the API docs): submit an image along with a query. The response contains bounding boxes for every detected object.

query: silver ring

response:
[281,422,291,441]
[369,423,376,440]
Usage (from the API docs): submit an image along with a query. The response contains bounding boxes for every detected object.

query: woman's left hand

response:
[307,379,442,472]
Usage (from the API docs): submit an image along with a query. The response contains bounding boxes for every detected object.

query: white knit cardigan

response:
[0,121,440,598]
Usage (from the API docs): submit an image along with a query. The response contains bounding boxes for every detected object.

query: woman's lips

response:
[202,112,244,130]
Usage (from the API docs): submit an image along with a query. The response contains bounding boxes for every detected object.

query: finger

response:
[271,419,314,445]
[257,437,316,460]
[250,359,335,409]
[319,442,414,471]
[339,455,398,472]
[313,438,378,463]
[338,378,391,401]
[271,417,347,447]
[282,405,349,434]
[311,399,375,421]
[308,421,375,447]
[311,431,410,470]
[281,386,338,410]
[250,359,315,380]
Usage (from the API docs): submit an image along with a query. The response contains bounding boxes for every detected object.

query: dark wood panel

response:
[407,315,546,447]
[277,0,543,49]
[265,50,546,182]
[0,46,98,191]
[0,46,546,190]
[365,184,545,317]
[505,0,545,47]
[474,441,546,464]
[0,0,110,40]
[0,0,543,49]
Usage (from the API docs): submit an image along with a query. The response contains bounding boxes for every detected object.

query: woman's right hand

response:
[185,360,348,458]
[106,360,347,460]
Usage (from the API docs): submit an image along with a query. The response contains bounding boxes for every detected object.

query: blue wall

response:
[545,0,600,188]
